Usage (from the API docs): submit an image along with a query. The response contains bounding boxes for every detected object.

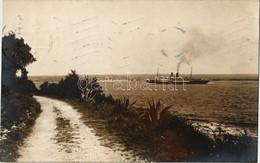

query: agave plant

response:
[79,76,103,104]
[140,99,173,126]
[114,97,136,115]
[82,88,97,103]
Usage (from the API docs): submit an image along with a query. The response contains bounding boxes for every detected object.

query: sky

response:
[3,0,259,75]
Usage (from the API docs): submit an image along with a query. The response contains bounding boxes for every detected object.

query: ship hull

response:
[146,79,209,84]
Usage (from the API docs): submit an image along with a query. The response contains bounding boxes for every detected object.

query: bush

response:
[57,70,81,99]
[16,78,38,93]
[1,92,41,161]
[39,70,81,99]
[1,92,41,128]
[139,100,173,127]
[39,70,114,105]
[113,97,136,116]
[79,77,103,103]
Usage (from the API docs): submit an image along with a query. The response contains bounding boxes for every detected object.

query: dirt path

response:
[18,96,138,162]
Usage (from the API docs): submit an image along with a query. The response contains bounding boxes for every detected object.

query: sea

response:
[30,74,258,137]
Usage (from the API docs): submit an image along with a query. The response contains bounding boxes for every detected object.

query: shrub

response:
[39,70,81,99]
[16,78,38,93]
[79,77,102,103]
[1,92,41,161]
[39,81,50,94]
[140,100,173,127]
[113,97,136,116]
[57,70,81,99]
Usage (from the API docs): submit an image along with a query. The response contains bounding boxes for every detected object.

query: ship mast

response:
[190,66,192,80]
[157,67,159,78]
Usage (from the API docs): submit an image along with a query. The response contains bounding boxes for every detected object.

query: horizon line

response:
[28,73,259,77]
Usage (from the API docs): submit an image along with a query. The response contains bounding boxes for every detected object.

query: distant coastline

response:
[29,74,258,81]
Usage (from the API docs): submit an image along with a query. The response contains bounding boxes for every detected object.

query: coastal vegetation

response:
[39,70,257,161]
[1,33,41,161]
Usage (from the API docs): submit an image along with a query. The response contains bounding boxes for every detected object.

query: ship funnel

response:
[176,65,179,78]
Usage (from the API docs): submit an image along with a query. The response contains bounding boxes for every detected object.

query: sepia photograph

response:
[1,0,259,162]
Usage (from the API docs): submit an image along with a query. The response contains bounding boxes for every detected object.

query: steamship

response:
[146,67,209,84]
